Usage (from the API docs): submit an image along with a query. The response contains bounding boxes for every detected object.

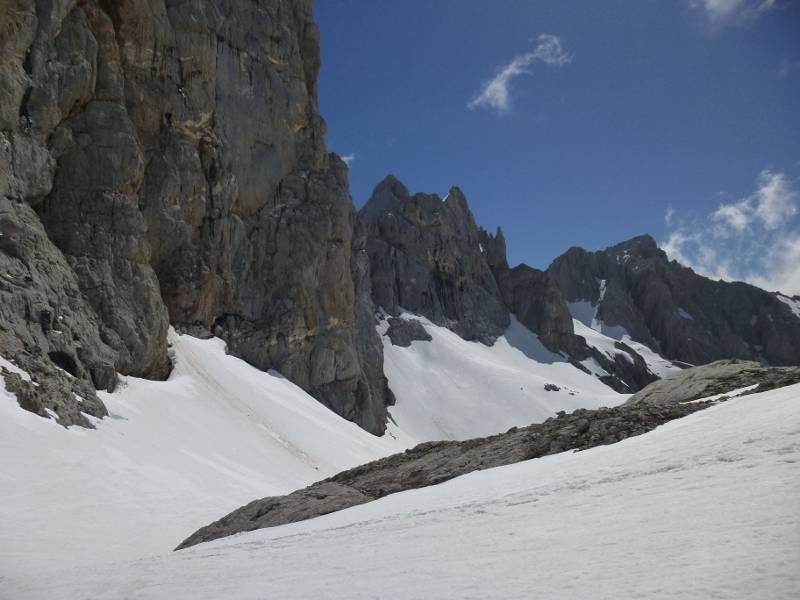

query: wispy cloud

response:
[467,34,571,115]
[664,206,676,226]
[341,153,355,166]
[690,0,777,29]
[663,170,800,295]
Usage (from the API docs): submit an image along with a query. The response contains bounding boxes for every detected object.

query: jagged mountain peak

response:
[359,179,508,344]
[605,233,663,259]
[547,232,800,367]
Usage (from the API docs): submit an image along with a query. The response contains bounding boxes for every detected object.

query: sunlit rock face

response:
[0,0,390,433]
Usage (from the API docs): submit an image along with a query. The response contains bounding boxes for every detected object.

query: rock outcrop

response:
[479,226,580,355]
[626,359,800,406]
[0,0,390,433]
[177,391,719,549]
[177,359,799,549]
[384,317,432,347]
[359,176,509,344]
[548,234,800,367]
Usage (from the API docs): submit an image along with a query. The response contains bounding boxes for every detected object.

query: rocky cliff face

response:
[548,234,800,367]
[0,0,389,433]
[359,176,661,393]
[359,176,509,344]
[478,226,580,355]
[359,175,583,353]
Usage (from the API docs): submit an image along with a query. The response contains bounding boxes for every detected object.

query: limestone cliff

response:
[0,0,390,433]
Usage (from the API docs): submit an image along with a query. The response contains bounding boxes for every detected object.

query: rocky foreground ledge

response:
[177,361,800,550]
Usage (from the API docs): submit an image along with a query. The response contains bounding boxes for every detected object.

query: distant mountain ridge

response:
[2,1,798,437]
[359,174,800,398]
[548,233,800,366]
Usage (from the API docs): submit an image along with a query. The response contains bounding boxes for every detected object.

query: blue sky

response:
[315,1,800,293]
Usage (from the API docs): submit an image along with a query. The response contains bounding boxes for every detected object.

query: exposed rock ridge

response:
[0,0,389,433]
[626,359,800,406]
[176,361,799,549]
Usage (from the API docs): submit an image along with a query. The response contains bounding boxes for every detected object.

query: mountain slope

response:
[548,234,800,366]
[7,383,798,599]
[0,331,407,577]
[379,313,623,442]
[359,176,668,395]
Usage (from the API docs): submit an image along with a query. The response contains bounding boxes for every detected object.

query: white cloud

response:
[468,34,571,115]
[707,171,797,236]
[711,199,751,233]
[664,206,676,226]
[662,170,800,295]
[690,0,777,29]
[753,170,797,228]
[341,153,355,166]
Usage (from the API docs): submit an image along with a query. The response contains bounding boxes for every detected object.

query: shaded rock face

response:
[359,176,510,345]
[385,317,431,347]
[358,177,659,393]
[479,227,579,355]
[0,0,389,433]
[548,235,800,367]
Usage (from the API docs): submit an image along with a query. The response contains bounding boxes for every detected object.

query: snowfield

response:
[381,314,625,442]
[3,383,798,599]
[0,330,408,576]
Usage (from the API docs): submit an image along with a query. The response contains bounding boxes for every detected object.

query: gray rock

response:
[479,226,656,390]
[479,227,579,354]
[384,317,431,347]
[0,196,115,425]
[548,234,800,367]
[177,395,722,549]
[0,0,390,433]
[360,176,509,345]
[626,359,800,406]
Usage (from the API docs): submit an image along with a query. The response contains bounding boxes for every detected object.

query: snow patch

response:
[776,293,800,319]
[572,319,683,380]
[0,356,33,382]
[382,314,624,443]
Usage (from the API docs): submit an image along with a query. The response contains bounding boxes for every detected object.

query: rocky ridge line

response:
[176,361,800,549]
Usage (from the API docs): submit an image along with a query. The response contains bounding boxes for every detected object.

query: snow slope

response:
[0,330,408,576]
[381,314,625,442]
[777,293,800,319]
[568,293,684,379]
[7,383,798,599]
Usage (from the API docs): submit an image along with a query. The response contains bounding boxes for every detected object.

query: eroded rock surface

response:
[548,235,800,366]
[177,395,715,549]
[359,176,509,344]
[385,317,431,347]
[626,359,800,406]
[0,0,390,432]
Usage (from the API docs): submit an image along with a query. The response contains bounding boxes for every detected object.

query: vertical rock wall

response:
[0,0,390,433]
